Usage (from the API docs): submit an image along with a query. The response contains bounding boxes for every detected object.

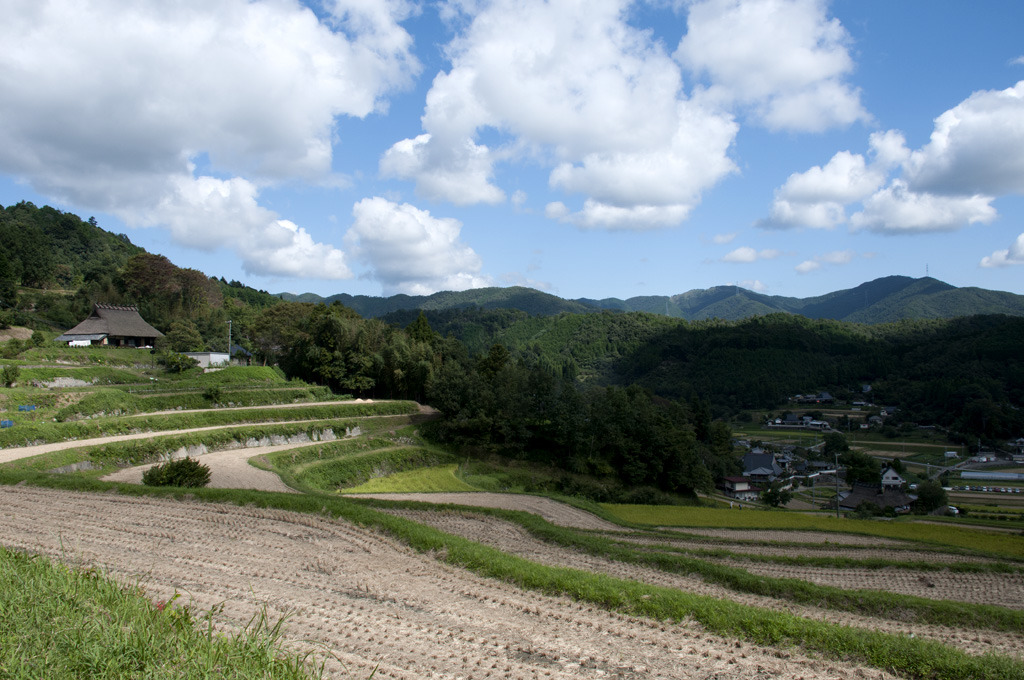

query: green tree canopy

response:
[914,480,949,513]
[162,320,204,352]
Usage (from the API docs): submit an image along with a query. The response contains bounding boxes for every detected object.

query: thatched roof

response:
[57,304,164,340]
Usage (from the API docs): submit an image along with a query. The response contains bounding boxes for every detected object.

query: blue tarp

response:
[0,420,14,428]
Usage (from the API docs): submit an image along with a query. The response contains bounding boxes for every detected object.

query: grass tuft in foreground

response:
[0,546,322,680]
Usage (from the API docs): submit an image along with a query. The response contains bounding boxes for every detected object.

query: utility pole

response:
[835,451,840,519]
[227,320,232,357]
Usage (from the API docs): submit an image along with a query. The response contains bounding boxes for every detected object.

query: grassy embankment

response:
[0,400,418,449]
[0,546,323,680]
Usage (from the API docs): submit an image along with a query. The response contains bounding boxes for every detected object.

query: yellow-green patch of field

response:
[343,464,477,494]
[603,504,1024,559]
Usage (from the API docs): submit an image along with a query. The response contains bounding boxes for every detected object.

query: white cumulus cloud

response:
[0,0,418,279]
[765,131,906,229]
[980,232,1024,268]
[795,249,856,274]
[903,81,1024,196]
[344,197,491,294]
[721,247,781,262]
[763,80,1024,235]
[740,279,768,292]
[380,133,505,205]
[850,181,997,233]
[382,0,738,229]
[129,174,351,278]
[795,260,821,274]
[676,0,869,132]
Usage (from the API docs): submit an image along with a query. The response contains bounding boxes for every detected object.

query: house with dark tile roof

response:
[838,483,915,513]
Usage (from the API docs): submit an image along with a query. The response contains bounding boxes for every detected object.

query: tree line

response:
[5,201,1022,477]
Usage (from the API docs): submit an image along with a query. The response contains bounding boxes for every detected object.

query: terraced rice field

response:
[382,503,1024,660]
[0,484,908,680]
[2,377,1023,679]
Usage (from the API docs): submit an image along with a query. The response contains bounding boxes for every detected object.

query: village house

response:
[792,392,834,404]
[767,413,830,431]
[719,476,759,501]
[54,303,163,348]
[742,451,783,482]
[183,345,253,369]
[182,352,231,369]
[880,466,906,489]
[838,483,915,514]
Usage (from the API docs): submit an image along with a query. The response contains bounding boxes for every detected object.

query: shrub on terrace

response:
[142,457,211,488]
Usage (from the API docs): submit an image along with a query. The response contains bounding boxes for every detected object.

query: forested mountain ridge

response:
[279,286,593,317]
[285,275,1024,324]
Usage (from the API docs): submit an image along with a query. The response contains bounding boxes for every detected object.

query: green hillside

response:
[0,201,281,349]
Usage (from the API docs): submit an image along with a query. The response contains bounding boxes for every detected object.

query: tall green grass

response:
[18,366,143,385]
[0,546,322,679]
[284,445,456,493]
[19,345,158,367]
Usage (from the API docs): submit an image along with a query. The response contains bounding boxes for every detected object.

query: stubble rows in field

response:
[383,507,1024,660]
[0,484,906,680]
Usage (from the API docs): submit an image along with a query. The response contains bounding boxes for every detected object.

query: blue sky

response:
[2,0,1023,301]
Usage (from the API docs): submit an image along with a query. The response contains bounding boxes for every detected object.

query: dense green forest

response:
[3,201,1022,496]
[386,307,1024,442]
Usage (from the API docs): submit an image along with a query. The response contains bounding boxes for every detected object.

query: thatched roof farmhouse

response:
[55,303,163,348]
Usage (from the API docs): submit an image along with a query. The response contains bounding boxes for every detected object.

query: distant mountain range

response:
[278,276,1024,324]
